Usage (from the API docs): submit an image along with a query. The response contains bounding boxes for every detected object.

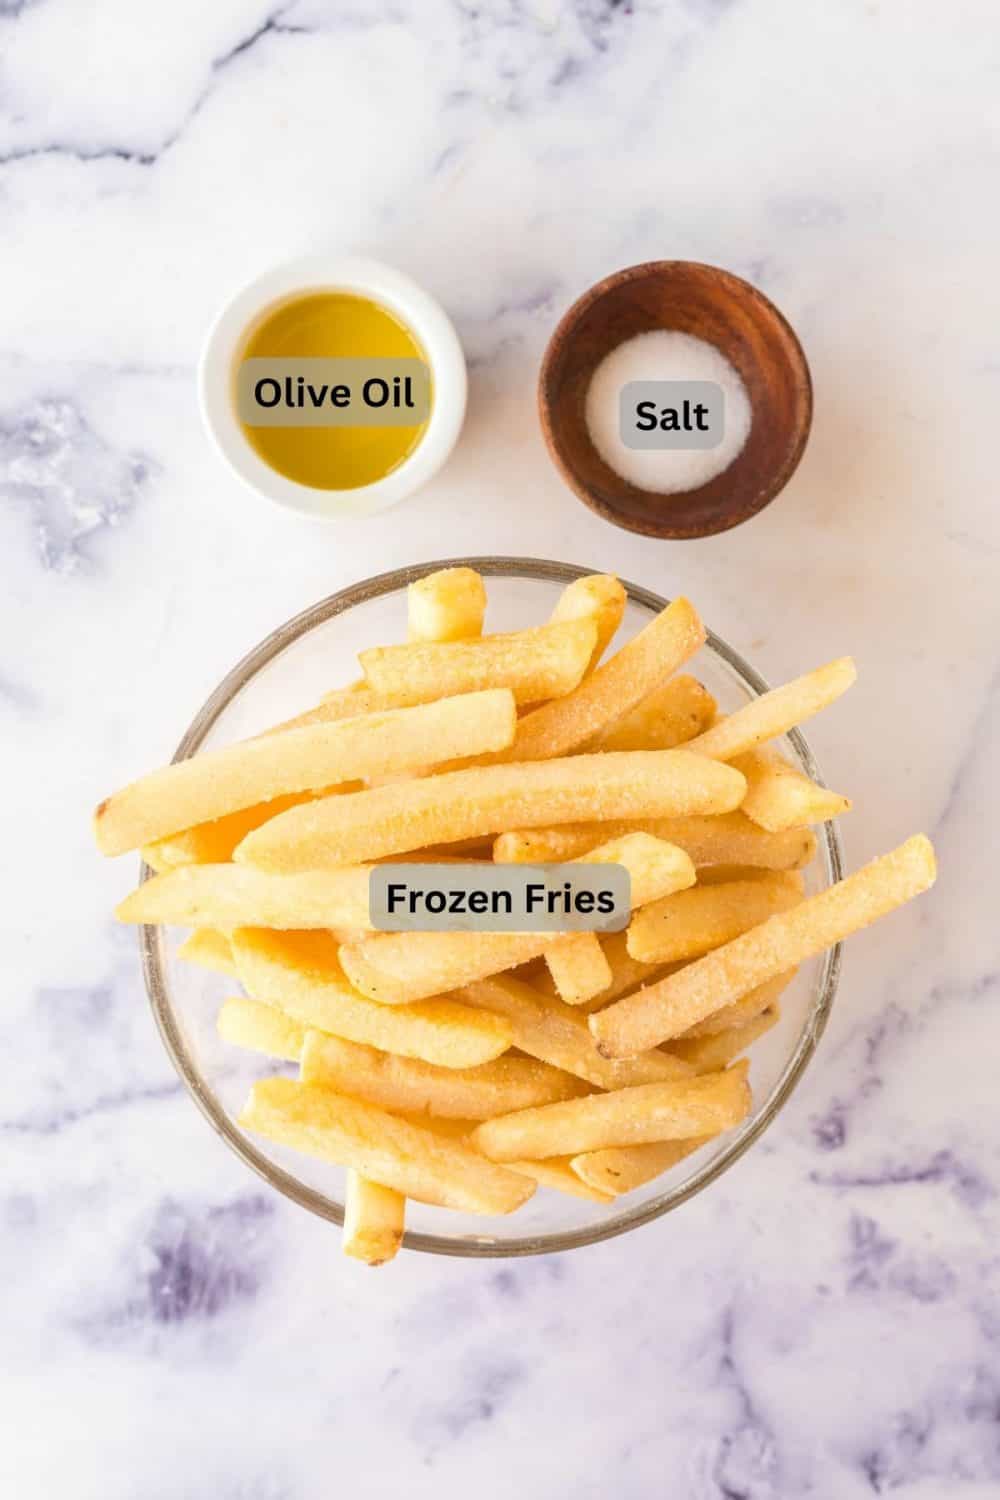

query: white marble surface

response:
[4,3,999,1495]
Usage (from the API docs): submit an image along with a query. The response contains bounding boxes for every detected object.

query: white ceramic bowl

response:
[198,256,467,519]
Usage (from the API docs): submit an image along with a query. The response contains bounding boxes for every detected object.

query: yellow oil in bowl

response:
[237,292,430,490]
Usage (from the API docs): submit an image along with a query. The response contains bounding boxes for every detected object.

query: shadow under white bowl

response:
[141,558,842,1257]
[198,256,467,520]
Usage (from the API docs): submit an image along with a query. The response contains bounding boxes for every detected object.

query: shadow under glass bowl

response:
[141,557,842,1258]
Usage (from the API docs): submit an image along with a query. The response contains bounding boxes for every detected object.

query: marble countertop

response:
[4,3,998,1496]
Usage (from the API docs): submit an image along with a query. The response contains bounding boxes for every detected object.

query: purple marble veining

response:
[813,1151,993,1210]
[2,940,184,1136]
[427,1355,526,1444]
[142,1195,274,1325]
[712,1306,780,1500]
[71,1192,277,1354]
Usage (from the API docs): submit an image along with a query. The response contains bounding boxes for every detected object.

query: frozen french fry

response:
[591,835,937,1055]
[679,971,796,1038]
[549,574,626,668]
[589,930,675,1005]
[693,864,791,885]
[662,814,818,871]
[532,929,676,1013]
[407,567,487,643]
[338,834,696,1004]
[343,1173,405,1266]
[493,829,592,863]
[666,1008,780,1073]
[300,1029,587,1119]
[139,843,172,874]
[237,750,745,871]
[217,996,305,1061]
[506,1157,615,1203]
[734,749,852,832]
[543,933,613,1005]
[338,936,551,1010]
[95,689,516,856]
[458,975,694,1090]
[116,863,375,931]
[625,871,804,964]
[321,679,374,704]
[177,927,236,975]
[586,675,716,752]
[273,687,409,735]
[240,1077,535,1215]
[490,596,705,763]
[398,1115,476,1142]
[142,791,326,870]
[232,928,512,1069]
[493,812,815,871]
[360,618,596,707]
[685,658,857,762]
[571,1137,710,1196]
[367,569,485,787]
[472,1068,751,1161]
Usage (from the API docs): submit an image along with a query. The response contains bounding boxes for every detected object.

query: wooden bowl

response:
[538,261,812,539]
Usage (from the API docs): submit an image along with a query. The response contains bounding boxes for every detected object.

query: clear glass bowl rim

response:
[141,556,843,1258]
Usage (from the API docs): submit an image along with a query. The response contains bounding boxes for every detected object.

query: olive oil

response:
[238,292,430,489]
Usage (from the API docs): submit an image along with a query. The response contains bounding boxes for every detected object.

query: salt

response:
[585,330,752,494]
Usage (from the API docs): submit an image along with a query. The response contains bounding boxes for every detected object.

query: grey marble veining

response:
[0,397,155,570]
[3,2,999,1496]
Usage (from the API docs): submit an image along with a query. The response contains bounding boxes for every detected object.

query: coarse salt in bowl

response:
[585,329,753,493]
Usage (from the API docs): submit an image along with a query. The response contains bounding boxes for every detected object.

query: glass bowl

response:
[141,558,842,1257]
